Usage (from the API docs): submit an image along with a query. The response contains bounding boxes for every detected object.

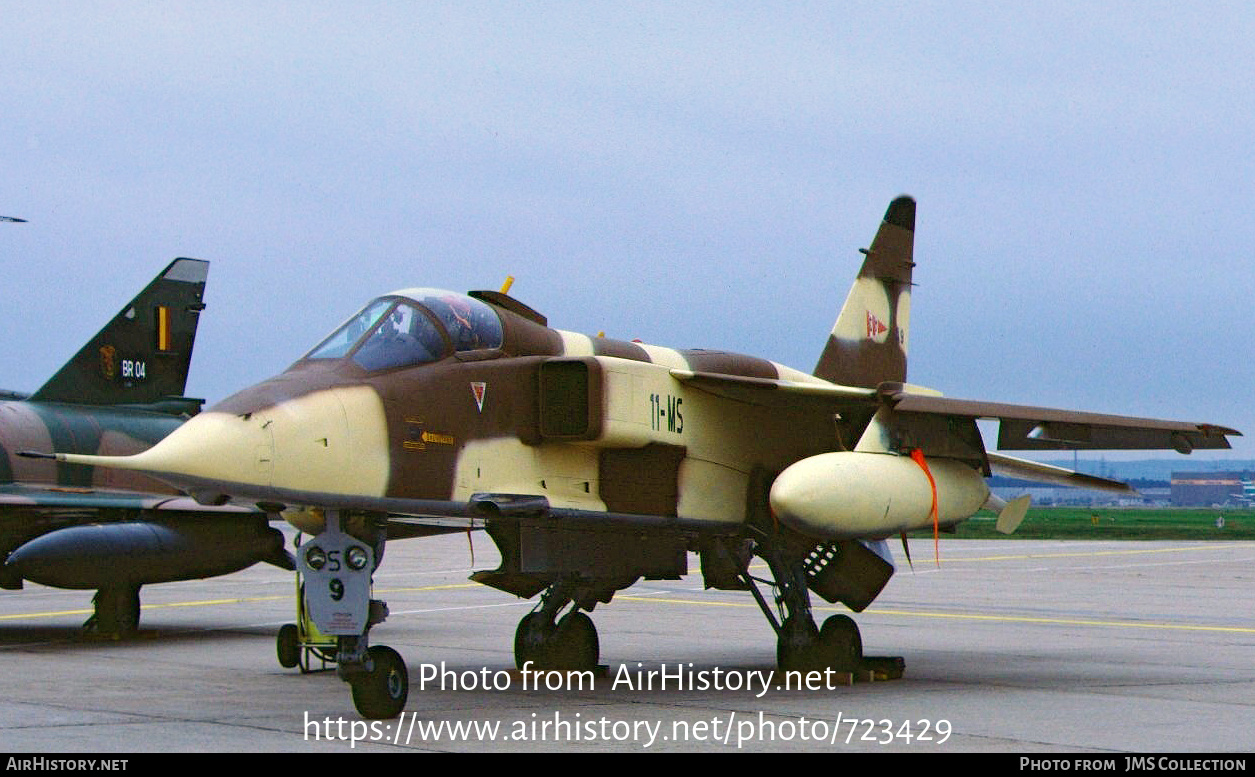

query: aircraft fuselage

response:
[184,324,848,531]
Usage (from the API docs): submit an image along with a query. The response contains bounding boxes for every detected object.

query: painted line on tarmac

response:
[616,595,1255,634]
[931,543,1254,563]
[389,600,534,616]
[0,582,484,622]
[0,594,290,621]
[860,607,1255,634]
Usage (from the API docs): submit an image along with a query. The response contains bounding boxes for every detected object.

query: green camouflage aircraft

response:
[2,259,290,633]
[44,198,1238,717]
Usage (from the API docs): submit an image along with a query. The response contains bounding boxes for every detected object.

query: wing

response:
[669,369,878,409]
[886,392,1237,453]
[672,370,1239,453]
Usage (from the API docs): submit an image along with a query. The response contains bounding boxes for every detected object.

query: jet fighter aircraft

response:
[41,197,1238,716]
[2,259,290,633]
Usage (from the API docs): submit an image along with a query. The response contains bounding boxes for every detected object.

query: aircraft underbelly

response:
[453,438,607,511]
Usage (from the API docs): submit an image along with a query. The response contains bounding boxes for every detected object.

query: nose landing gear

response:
[293,510,407,719]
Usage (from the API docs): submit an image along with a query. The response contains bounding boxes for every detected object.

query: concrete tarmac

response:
[0,536,1252,752]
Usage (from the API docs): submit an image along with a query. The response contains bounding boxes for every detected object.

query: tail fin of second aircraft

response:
[813,196,915,388]
[29,258,209,411]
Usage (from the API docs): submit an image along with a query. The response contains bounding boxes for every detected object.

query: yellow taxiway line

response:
[615,595,1255,635]
[0,583,480,622]
[5,545,1249,631]
[926,543,1254,564]
[743,542,1255,572]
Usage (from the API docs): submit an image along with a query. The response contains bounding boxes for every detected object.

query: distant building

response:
[988,480,1168,507]
[1170,471,1255,507]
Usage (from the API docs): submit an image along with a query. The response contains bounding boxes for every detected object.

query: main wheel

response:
[776,614,821,673]
[549,611,599,671]
[276,624,300,669]
[818,614,863,670]
[514,611,553,669]
[350,645,408,719]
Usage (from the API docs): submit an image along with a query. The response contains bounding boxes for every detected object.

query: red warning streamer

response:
[909,448,940,567]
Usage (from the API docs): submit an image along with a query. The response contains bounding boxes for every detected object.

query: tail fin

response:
[30,259,209,410]
[813,196,915,387]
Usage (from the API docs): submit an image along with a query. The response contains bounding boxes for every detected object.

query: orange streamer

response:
[909,448,940,567]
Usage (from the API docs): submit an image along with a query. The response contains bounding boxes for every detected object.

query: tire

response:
[514,612,552,670]
[350,645,408,720]
[775,614,820,673]
[276,623,300,669]
[819,614,863,670]
[550,611,599,671]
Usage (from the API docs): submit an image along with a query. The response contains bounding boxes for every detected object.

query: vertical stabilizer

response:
[30,259,209,408]
[813,196,915,387]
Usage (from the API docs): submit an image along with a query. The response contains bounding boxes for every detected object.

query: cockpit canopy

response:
[305,289,503,371]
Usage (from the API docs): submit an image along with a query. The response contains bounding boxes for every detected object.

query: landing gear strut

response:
[298,510,405,719]
[742,544,898,678]
[513,583,600,672]
[86,585,140,636]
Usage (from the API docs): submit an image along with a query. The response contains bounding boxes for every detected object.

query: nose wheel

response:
[348,645,409,720]
[818,614,863,669]
[277,571,342,673]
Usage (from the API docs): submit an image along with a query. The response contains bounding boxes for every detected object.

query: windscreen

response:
[306,298,395,360]
[303,290,502,370]
[351,302,447,370]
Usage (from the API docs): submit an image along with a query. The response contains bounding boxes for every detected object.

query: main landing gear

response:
[743,545,902,679]
[85,585,141,636]
[513,583,601,672]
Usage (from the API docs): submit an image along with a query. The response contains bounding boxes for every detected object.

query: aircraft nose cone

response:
[118,385,391,502]
[129,409,279,492]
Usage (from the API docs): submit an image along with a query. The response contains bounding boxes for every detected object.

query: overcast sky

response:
[4,2,1253,460]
